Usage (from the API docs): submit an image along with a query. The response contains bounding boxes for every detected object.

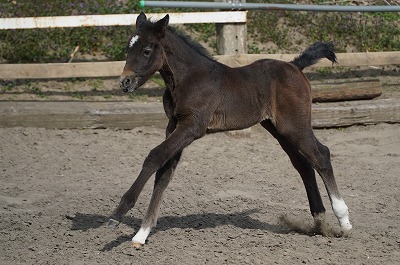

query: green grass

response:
[128,93,149,101]
[1,81,17,92]
[25,83,47,98]
[150,76,165,87]
[72,92,84,100]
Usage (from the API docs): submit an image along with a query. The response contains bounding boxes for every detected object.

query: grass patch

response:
[1,81,17,92]
[150,76,165,87]
[72,92,84,100]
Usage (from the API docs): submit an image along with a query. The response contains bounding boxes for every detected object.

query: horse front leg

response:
[107,119,178,228]
[131,119,182,248]
[107,157,156,227]
[108,122,205,245]
[131,151,182,248]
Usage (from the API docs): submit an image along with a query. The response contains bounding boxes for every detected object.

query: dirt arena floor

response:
[1,122,399,264]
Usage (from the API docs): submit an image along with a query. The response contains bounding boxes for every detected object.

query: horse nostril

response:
[120,75,139,92]
[123,77,132,88]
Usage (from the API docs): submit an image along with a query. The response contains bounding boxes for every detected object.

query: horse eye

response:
[143,47,152,57]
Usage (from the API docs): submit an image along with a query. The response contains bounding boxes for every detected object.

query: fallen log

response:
[1,98,399,129]
[0,101,167,129]
[311,79,382,102]
[311,98,400,128]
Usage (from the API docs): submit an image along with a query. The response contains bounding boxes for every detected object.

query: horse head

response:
[119,12,169,92]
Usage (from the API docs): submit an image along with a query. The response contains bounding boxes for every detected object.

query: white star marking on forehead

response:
[129,35,140,48]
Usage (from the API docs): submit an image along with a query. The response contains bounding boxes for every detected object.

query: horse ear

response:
[136,12,147,29]
[154,14,169,38]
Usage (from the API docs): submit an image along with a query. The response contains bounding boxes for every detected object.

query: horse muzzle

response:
[119,75,141,93]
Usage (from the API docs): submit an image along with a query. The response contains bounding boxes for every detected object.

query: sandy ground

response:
[1,123,399,264]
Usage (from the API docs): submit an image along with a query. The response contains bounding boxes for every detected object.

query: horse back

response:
[207,59,311,132]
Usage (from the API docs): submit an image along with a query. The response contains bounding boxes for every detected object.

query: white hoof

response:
[341,220,352,231]
[132,241,144,249]
[131,226,151,247]
[331,197,352,231]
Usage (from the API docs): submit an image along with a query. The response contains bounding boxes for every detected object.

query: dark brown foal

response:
[108,13,352,248]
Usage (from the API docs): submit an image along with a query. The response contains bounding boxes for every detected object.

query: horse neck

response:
[159,30,215,89]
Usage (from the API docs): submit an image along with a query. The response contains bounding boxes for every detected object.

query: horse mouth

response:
[120,76,141,93]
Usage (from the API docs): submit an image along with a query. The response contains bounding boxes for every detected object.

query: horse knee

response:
[316,144,334,174]
[318,142,331,160]
[144,148,165,170]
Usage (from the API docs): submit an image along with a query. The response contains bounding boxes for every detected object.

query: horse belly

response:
[207,106,269,131]
[207,78,272,131]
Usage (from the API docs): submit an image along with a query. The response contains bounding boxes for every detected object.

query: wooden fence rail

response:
[0,12,247,29]
[1,51,399,79]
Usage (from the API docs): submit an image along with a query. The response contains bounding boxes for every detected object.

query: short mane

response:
[167,26,216,61]
[141,17,215,61]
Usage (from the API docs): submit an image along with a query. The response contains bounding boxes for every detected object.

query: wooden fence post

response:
[215,0,251,136]
[215,0,247,56]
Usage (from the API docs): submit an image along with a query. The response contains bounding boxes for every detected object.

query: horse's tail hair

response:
[290,41,337,70]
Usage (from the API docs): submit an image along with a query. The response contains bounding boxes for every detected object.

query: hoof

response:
[341,227,352,238]
[132,241,143,249]
[107,218,120,228]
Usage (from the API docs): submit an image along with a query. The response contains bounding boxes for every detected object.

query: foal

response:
[108,12,352,248]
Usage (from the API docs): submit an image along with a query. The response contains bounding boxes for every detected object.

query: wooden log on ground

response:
[0,101,167,129]
[311,98,400,128]
[0,99,399,129]
[311,79,382,102]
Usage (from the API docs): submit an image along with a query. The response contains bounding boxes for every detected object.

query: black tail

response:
[290,41,337,70]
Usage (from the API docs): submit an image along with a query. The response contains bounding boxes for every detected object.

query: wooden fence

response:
[1,11,399,129]
[1,11,400,79]
[0,11,248,79]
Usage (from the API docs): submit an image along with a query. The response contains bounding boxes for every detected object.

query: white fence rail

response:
[0,12,247,29]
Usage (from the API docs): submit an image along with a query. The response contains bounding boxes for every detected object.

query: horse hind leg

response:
[314,141,352,234]
[260,120,326,228]
[131,151,182,248]
[279,122,352,235]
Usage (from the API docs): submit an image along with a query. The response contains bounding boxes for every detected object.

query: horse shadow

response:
[66,209,288,251]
